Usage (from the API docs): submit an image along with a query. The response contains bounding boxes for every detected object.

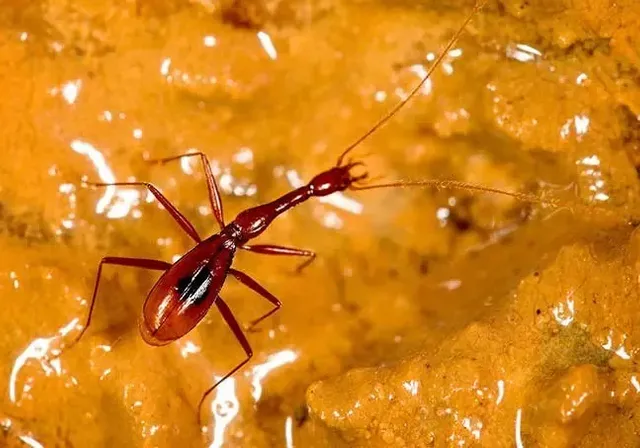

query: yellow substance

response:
[1,0,640,446]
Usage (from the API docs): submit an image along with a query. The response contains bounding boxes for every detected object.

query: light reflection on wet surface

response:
[2,1,640,447]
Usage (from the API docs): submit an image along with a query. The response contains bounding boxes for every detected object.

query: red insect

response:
[70,2,501,427]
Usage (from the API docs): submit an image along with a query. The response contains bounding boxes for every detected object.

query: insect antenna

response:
[350,179,556,207]
[335,1,487,168]
[350,179,640,227]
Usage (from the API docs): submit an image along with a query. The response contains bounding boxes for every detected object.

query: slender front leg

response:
[69,257,172,349]
[241,244,316,273]
[86,181,201,243]
[228,268,281,331]
[198,296,253,429]
[147,152,225,230]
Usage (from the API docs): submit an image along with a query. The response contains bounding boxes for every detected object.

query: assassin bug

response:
[71,1,544,427]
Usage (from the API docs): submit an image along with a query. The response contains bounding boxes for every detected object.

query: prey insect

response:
[69,1,534,427]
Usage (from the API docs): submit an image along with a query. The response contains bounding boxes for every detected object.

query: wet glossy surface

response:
[2,0,640,447]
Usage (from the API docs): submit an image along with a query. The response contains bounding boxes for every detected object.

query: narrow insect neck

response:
[271,185,311,214]
[234,186,311,243]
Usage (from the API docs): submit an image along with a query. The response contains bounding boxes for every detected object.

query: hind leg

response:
[68,257,172,349]
[229,268,282,331]
[197,296,252,429]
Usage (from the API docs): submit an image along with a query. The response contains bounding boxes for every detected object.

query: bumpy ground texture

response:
[1,0,640,446]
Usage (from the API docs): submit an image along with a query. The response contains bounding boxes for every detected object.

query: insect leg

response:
[228,268,281,331]
[147,152,225,229]
[241,244,316,273]
[86,181,201,243]
[198,296,253,429]
[69,256,172,348]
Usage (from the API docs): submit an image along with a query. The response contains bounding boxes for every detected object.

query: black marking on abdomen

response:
[175,263,213,307]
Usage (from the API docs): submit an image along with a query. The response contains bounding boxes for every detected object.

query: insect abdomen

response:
[140,236,231,345]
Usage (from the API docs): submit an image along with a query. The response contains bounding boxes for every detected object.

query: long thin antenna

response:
[335,1,487,167]
[351,179,633,226]
[351,179,556,207]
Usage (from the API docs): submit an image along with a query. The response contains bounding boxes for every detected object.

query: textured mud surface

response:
[1,0,640,446]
